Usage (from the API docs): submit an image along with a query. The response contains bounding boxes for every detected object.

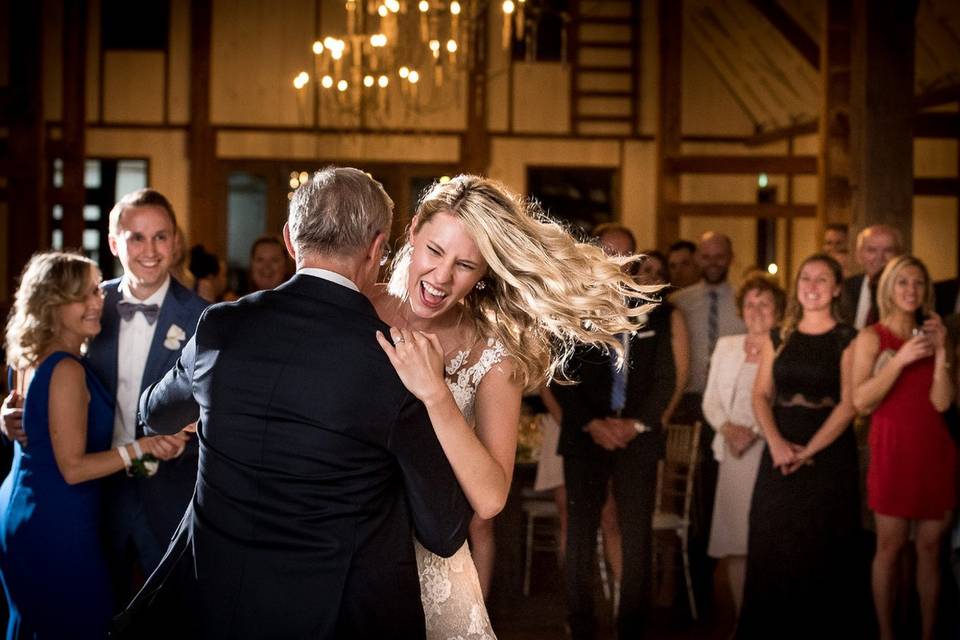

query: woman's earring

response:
[475,280,486,291]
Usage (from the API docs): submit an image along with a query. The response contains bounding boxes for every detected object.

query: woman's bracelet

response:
[117,444,132,470]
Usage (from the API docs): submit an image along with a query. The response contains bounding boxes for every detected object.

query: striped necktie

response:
[707,289,719,357]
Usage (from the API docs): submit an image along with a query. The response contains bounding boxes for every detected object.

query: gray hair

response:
[287,167,393,258]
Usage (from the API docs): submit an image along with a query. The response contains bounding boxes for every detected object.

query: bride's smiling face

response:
[406,211,489,320]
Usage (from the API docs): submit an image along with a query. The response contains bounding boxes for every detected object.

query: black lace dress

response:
[737,324,861,639]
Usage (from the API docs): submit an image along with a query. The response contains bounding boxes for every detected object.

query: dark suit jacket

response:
[86,276,207,543]
[934,279,959,318]
[554,303,676,462]
[117,274,472,639]
[839,273,866,327]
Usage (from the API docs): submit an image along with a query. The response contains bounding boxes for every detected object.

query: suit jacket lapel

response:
[96,282,123,395]
[141,280,192,396]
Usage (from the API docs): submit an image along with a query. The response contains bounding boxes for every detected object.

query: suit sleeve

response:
[388,394,472,558]
[139,334,200,435]
[551,348,607,441]
[632,319,676,434]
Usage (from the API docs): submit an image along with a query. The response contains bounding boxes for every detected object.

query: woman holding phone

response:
[852,254,956,640]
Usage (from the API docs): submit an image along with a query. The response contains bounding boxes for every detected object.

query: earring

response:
[475,280,486,291]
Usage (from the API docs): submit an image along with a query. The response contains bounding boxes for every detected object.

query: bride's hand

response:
[376,327,449,405]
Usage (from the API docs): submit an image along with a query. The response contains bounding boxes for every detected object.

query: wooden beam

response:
[915,83,960,110]
[461,0,489,173]
[666,154,817,175]
[656,0,683,250]
[60,0,87,250]
[850,0,916,248]
[7,0,46,298]
[187,0,220,253]
[745,120,818,146]
[817,0,853,236]
[665,203,816,219]
[913,113,960,138]
[747,0,820,70]
[914,177,959,197]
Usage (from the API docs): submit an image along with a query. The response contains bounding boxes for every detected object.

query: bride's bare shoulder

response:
[369,285,396,318]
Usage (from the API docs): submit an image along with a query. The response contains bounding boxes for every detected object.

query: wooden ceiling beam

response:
[665,154,817,174]
[747,0,820,70]
[913,113,960,138]
[914,177,959,197]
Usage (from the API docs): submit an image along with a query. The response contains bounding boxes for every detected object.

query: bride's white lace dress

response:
[415,338,506,640]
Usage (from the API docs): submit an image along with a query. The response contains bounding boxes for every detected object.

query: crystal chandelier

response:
[292,0,474,115]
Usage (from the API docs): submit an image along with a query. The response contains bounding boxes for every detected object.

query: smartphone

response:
[912,309,929,337]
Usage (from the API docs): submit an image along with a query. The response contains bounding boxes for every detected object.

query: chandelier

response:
[292,0,479,115]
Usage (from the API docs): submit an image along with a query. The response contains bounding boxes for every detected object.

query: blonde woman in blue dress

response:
[373,175,656,639]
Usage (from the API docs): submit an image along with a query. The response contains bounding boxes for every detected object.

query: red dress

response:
[867,323,956,519]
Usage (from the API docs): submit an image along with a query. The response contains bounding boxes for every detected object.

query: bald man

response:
[839,225,902,328]
[669,231,745,610]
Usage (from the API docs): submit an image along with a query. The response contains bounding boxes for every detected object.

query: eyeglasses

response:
[379,244,392,267]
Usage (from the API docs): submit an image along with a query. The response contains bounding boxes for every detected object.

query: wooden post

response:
[461,0,489,174]
[7,0,46,293]
[187,0,221,254]
[60,0,87,251]
[816,0,852,242]
[655,0,682,250]
[850,0,917,249]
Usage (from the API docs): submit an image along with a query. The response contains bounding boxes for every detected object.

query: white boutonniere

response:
[163,324,187,350]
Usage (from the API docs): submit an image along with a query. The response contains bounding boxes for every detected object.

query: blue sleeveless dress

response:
[0,352,115,639]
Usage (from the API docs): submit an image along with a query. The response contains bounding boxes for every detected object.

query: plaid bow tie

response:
[116,300,160,325]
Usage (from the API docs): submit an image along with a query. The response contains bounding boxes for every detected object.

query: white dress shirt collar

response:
[119,274,171,305]
[298,267,360,292]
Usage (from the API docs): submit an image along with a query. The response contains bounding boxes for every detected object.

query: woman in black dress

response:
[738,254,861,638]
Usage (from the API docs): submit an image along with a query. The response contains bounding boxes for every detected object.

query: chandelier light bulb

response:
[408,70,419,83]
[446,39,457,53]
[299,171,309,183]
[502,0,515,15]
[363,75,375,87]
[337,79,349,91]
[323,36,336,49]
[386,0,400,13]
[399,66,410,78]
[312,40,324,55]
[378,74,389,87]
[418,0,429,12]
[289,177,299,188]
[321,75,334,88]
[450,1,461,15]
[378,4,388,17]
[331,49,342,60]
[429,39,440,51]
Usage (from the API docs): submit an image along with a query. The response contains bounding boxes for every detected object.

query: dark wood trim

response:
[461,0,489,173]
[913,112,960,138]
[665,203,816,218]
[915,83,960,110]
[163,2,172,125]
[188,0,221,253]
[578,90,634,98]
[578,65,633,73]
[98,6,105,122]
[913,177,959,197]
[666,154,817,175]
[746,120,818,146]
[60,0,88,249]
[578,16,627,25]
[578,41,632,49]
[79,121,189,130]
[569,0,581,134]
[655,0,682,249]
[7,0,47,297]
[747,0,820,70]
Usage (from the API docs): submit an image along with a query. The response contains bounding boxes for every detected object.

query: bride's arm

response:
[377,328,522,519]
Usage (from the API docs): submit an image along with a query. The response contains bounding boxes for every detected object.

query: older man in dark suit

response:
[116,168,472,639]
[839,224,901,328]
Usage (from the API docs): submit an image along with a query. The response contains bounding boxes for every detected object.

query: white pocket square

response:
[163,324,186,350]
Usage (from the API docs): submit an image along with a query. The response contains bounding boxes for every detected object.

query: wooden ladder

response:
[570,0,640,136]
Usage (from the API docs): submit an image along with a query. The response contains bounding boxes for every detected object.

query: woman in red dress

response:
[852,254,956,640]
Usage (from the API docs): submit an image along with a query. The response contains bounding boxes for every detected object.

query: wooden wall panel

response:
[43,0,63,121]
[168,0,191,123]
[216,131,460,164]
[512,64,570,134]
[913,196,958,280]
[102,52,166,122]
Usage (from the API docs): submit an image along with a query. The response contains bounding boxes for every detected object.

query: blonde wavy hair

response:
[387,175,660,390]
[876,254,933,321]
[5,252,99,370]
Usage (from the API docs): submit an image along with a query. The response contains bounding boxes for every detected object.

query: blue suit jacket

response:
[86,276,208,545]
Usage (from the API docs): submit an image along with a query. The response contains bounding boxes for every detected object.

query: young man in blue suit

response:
[90,189,208,602]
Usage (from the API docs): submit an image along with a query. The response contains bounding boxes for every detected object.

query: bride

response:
[372,175,656,638]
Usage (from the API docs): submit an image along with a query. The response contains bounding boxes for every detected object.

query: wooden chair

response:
[652,421,702,620]
[520,489,561,596]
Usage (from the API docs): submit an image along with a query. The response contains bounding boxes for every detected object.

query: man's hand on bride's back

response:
[376,327,449,406]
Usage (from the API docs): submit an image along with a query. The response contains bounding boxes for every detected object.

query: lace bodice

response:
[417,337,506,640]
[444,338,508,425]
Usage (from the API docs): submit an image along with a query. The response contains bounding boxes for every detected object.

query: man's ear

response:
[282,223,297,262]
[368,231,387,264]
[108,233,120,257]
